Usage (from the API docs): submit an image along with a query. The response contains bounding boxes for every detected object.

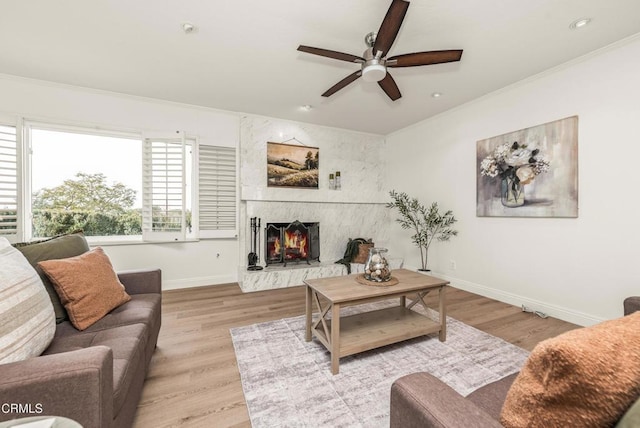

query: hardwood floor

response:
[132,283,578,428]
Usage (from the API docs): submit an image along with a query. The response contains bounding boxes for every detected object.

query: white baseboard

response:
[162,274,237,291]
[162,268,605,326]
[428,270,605,327]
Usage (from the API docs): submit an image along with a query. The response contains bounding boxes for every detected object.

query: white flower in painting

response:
[480,141,550,188]
[515,165,535,185]
[533,158,550,175]
[493,143,511,161]
[480,157,499,177]
[504,148,533,167]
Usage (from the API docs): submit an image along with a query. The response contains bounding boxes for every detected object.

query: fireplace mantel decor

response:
[265,220,320,267]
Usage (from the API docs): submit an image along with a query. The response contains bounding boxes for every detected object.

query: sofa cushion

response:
[53,292,162,367]
[0,237,56,364]
[14,231,90,323]
[43,323,148,416]
[54,294,160,336]
[39,247,131,331]
[501,312,640,428]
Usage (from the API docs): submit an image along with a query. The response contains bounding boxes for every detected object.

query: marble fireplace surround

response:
[238,115,392,291]
[238,200,392,292]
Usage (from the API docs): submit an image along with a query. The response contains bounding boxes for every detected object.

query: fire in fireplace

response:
[265,220,320,266]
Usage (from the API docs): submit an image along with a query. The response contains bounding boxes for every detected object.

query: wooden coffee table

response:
[304,268,449,374]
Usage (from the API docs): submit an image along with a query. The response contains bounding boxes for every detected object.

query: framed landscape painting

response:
[267,142,319,188]
[476,116,578,217]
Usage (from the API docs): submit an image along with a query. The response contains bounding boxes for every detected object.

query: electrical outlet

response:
[449,260,456,270]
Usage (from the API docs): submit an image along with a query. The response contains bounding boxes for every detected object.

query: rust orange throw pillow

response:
[501,312,640,428]
[38,247,131,331]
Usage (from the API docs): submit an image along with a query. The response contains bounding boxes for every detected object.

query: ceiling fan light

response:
[362,64,386,82]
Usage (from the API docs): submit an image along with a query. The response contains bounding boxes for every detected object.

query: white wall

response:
[0,75,240,289]
[0,75,390,290]
[386,35,640,326]
[5,34,639,307]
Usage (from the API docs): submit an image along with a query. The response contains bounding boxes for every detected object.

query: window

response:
[0,124,18,237]
[29,125,143,240]
[4,120,237,243]
[198,144,237,238]
[142,132,192,242]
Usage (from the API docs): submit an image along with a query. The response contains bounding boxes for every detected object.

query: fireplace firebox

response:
[265,220,320,266]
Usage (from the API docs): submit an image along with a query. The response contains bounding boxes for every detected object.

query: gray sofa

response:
[0,268,162,428]
[390,297,640,427]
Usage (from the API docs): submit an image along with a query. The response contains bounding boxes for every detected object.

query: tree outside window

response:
[32,172,142,237]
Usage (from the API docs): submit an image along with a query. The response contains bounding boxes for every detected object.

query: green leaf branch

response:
[387,190,458,271]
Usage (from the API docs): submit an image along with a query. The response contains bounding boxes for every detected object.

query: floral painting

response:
[267,142,319,188]
[476,116,578,217]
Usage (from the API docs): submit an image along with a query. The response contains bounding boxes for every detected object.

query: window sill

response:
[87,236,200,247]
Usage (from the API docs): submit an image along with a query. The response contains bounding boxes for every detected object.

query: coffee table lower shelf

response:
[312,306,441,358]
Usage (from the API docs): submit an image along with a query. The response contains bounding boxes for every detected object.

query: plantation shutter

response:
[142,132,187,242]
[0,124,19,240]
[198,144,237,238]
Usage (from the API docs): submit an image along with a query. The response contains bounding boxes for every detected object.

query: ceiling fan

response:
[297,0,463,101]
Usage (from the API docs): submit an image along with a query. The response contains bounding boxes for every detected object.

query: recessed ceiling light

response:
[569,18,591,30]
[431,92,442,98]
[301,105,312,111]
[182,22,196,34]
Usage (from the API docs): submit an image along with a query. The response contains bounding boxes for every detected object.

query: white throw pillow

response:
[0,237,56,364]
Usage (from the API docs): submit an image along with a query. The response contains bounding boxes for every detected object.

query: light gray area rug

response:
[230,301,529,428]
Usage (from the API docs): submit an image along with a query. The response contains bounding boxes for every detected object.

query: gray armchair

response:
[390,297,640,428]
[624,297,640,315]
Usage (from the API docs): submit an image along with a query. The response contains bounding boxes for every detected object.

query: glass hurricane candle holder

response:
[364,247,391,282]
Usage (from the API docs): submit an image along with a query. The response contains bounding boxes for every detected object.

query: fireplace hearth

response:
[265,220,320,266]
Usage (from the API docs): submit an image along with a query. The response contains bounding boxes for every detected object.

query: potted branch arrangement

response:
[387,190,458,272]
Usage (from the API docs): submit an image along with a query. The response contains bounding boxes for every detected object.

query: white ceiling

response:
[2,0,640,135]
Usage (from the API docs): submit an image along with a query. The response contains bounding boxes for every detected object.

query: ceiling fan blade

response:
[373,0,410,57]
[387,50,463,67]
[297,45,364,63]
[378,73,401,101]
[322,70,362,97]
